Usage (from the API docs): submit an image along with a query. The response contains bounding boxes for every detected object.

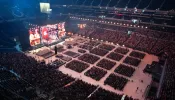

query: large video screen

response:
[40,3,50,13]
[41,24,58,44]
[58,22,66,38]
[29,28,41,46]
[29,23,66,46]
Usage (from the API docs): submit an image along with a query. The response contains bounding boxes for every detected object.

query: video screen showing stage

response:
[29,22,66,46]
[41,24,59,45]
[29,28,41,46]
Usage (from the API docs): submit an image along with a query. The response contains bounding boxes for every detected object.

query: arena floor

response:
[27,34,159,100]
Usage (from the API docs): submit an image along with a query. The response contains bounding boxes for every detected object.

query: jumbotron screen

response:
[58,22,66,38]
[41,24,58,44]
[40,3,50,13]
[29,28,41,46]
[29,22,66,46]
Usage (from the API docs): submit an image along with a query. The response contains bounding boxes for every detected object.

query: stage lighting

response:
[44,32,47,36]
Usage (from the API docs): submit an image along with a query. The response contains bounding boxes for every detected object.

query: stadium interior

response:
[0,0,175,100]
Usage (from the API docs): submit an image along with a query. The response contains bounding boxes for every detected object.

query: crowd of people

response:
[77,23,175,56]
[0,53,75,98]
[87,88,135,100]
[160,58,175,100]
[114,47,130,55]
[104,73,128,91]
[65,60,89,73]
[64,51,80,58]
[96,59,116,70]
[85,41,100,47]
[123,56,141,67]
[84,67,107,81]
[79,44,93,50]
[78,53,100,64]
[0,53,135,99]
[48,59,66,69]
[98,43,116,51]
[114,64,136,77]
[54,80,97,100]
[90,47,109,56]
[107,52,124,61]
[77,23,175,99]
[0,69,40,100]
[129,51,146,59]
[78,49,86,53]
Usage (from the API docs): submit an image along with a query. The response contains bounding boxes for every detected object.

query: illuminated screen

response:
[29,29,41,46]
[128,31,132,35]
[40,3,50,13]
[58,22,66,38]
[132,19,139,24]
[41,24,59,44]
[78,24,86,29]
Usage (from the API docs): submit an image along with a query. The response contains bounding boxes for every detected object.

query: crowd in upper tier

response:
[78,23,175,57]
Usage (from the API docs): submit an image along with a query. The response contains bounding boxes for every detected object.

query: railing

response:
[156,59,167,98]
